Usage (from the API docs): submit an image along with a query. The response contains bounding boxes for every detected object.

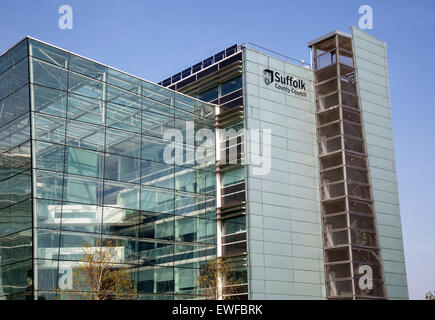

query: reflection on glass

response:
[0,38,218,299]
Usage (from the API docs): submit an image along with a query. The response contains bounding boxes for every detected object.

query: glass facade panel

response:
[174,95,195,114]
[9,59,28,94]
[106,127,141,158]
[36,229,60,260]
[68,71,104,100]
[142,81,173,105]
[0,206,12,236]
[10,113,30,149]
[34,113,65,144]
[35,198,62,229]
[142,97,174,117]
[29,39,68,68]
[107,85,141,109]
[106,102,141,133]
[36,259,59,291]
[9,229,32,263]
[0,96,11,130]
[61,202,102,233]
[63,174,103,205]
[35,141,64,172]
[141,160,174,189]
[175,167,203,193]
[0,71,8,101]
[32,84,67,117]
[103,180,140,210]
[11,199,32,233]
[31,58,68,91]
[102,207,139,237]
[10,170,31,204]
[107,68,141,95]
[142,110,174,139]
[69,54,107,81]
[104,153,141,184]
[141,136,169,162]
[65,146,104,178]
[35,170,63,201]
[65,120,104,152]
[59,231,101,261]
[175,192,204,216]
[7,85,29,124]
[8,141,31,177]
[0,39,27,74]
[67,93,104,124]
[141,186,174,214]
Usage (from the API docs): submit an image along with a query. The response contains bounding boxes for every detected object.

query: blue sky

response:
[1,0,434,299]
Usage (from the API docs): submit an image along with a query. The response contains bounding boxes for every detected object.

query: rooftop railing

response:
[241,42,311,69]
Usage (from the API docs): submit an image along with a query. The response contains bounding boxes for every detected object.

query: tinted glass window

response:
[221,76,242,96]
[198,86,218,102]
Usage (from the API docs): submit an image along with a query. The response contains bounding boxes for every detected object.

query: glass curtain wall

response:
[0,39,32,300]
[1,37,217,300]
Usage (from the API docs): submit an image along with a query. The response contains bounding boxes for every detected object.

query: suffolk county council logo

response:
[263,69,274,85]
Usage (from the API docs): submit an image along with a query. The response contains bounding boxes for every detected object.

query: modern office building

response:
[0,26,408,300]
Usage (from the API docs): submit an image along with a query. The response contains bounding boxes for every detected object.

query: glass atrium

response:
[0,37,216,300]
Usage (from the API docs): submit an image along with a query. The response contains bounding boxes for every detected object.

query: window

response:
[67,93,104,124]
[33,85,66,118]
[105,127,141,158]
[35,141,65,172]
[106,85,141,109]
[34,113,66,145]
[9,59,28,94]
[107,68,141,95]
[65,120,105,152]
[221,76,242,96]
[141,136,170,162]
[61,202,102,233]
[142,110,174,139]
[31,58,68,91]
[0,39,27,74]
[103,180,140,210]
[29,39,68,68]
[141,185,174,214]
[198,86,218,102]
[63,174,103,205]
[34,170,64,201]
[65,146,103,178]
[69,54,107,81]
[141,160,174,189]
[106,102,141,133]
[68,71,104,100]
[221,167,244,186]
[222,216,246,235]
[104,153,141,184]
